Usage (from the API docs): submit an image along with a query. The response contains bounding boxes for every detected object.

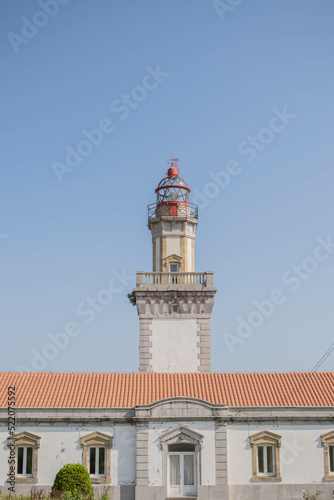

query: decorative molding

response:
[80,431,113,483]
[164,253,183,270]
[135,396,227,420]
[321,429,334,481]
[160,425,204,447]
[249,430,282,483]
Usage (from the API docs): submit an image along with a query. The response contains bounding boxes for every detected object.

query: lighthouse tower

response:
[133,158,217,373]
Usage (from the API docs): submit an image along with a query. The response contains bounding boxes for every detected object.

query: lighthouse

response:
[149,158,197,273]
[133,158,217,373]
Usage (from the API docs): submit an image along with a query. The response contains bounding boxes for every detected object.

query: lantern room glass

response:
[156,175,190,205]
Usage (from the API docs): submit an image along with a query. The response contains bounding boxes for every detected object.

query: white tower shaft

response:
[133,161,216,373]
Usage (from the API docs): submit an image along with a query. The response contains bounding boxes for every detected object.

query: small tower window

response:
[170,263,178,284]
[173,305,178,313]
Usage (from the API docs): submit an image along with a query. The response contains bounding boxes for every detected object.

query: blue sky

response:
[1,0,333,373]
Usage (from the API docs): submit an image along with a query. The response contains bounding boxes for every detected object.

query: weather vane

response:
[166,156,179,174]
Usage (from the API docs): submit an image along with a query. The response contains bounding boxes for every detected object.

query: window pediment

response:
[250,430,282,448]
[80,431,113,449]
[10,431,41,448]
[166,254,182,264]
[160,425,204,446]
[321,430,334,446]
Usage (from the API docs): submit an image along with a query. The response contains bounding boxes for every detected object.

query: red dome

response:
[167,166,178,176]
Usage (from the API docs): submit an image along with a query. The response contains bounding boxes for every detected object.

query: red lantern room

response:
[155,158,190,210]
[148,158,198,221]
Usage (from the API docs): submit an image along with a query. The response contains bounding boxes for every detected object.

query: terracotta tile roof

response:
[1,372,333,408]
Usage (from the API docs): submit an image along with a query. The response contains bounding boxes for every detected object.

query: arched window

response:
[163,300,169,314]
[154,300,160,314]
[191,300,197,314]
[145,300,151,314]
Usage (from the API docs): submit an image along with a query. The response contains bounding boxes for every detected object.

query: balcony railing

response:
[148,202,198,222]
[136,272,214,287]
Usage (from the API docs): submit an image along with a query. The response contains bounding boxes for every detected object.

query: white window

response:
[168,443,196,497]
[17,447,33,476]
[10,431,41,483]
[329,445,334,473]
[257,445,275,475]
[160,427,203,498]
[81,431,112,483]
[89,447,106,477]
[249,430,282,482]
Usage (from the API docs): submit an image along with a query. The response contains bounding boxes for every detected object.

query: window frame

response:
[249,430,282,482]
[9,431,41,483]
[17,446,34,477]
[170,263,179,273]
[81,431,112,484]
[321,430,334,481]
[170,263,179,284]
[256,444,275,476]
[330,445,334,474]
[168,450,197,495]
[88,446,106,477]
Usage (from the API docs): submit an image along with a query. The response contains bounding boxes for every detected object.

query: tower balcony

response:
[148,202,198,223]
[136,271,214,288]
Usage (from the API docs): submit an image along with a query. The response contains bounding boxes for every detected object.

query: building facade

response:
[0,161,333,499]
[1,372,334,499]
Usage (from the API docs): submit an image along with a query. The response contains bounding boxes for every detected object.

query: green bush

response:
[51,464,93,496]
[302,490,323,500]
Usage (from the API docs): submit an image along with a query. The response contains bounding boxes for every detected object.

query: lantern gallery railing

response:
[136,272,214,287]
[147,202,198,222]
